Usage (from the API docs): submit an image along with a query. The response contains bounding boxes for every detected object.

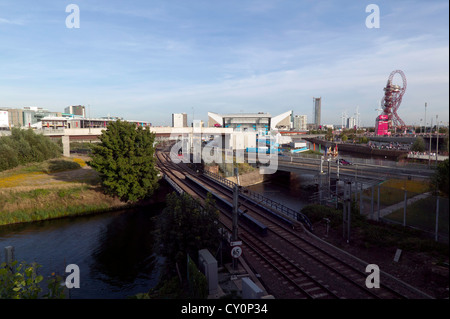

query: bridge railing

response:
[202,170,313,231]
[278,150,432,169]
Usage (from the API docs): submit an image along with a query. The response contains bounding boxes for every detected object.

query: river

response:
[247,172,315,212]
[0,203,165,299]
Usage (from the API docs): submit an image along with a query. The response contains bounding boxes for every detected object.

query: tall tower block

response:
[313,97,321,129]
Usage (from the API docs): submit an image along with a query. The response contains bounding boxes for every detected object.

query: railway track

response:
[156,151,338,298]
[155,149,433,299]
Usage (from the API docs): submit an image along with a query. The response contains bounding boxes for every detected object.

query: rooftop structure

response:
[64,105,86,118]
[207,111,292,133]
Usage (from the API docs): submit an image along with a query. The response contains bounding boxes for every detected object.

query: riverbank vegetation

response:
[0,157,126,226]
[135,192,220,299]
[0,186,119,226]
[0,260,66,299]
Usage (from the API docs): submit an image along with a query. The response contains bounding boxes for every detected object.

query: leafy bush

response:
[301,204,343,226]
[0,261,65,299]
[0,128,61,172]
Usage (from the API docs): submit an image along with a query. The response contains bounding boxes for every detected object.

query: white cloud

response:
[0,17,23,25]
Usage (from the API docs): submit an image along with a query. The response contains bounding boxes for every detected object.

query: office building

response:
[3,107,60,128]
[64,105,86,117]
[172,113,188,127]
[313,97,321,128]
[293,115,307,131]
[347,117,356,129]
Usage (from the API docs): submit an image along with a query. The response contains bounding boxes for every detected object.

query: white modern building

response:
[207,110,293,133]
[293,115,307,131]
[172,113,188,128]
[0,110,8,127]
[347,117,356,129]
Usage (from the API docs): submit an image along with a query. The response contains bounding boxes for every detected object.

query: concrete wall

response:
[227,169,264,187]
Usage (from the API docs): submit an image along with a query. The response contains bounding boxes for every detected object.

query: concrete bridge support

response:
[62,136,70,157]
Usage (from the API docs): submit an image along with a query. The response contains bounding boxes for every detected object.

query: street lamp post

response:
[428,117,433,168]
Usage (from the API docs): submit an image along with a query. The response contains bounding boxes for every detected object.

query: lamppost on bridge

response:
[424,102,427,135]
[436,115,439,166]
[428,117,433,168]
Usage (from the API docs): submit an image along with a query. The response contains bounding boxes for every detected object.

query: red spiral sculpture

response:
[376,70,407,135]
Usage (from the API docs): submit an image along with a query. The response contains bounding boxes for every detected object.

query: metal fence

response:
[357,184,448,243]
[309,179,449,242]
[280,150,433,170]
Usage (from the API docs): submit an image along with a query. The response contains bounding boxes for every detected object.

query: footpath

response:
[378,192,431,218]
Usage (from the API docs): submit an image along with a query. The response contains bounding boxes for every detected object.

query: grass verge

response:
[0,186,125,226]
[384,196,449,236]
[0,157,127,226]
[362,179,431,206]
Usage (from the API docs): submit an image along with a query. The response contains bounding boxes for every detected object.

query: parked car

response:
[336,158,352,166]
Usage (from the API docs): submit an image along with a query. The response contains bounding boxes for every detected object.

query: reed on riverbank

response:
[0,157,129,226]
[0,185,126,226]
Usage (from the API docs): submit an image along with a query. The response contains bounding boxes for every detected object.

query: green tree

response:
[157,192,221,275]
[325,128,333,141]
[411,137,426,152]
[87,120,159,203]
[430,159,449,197]
[358,136,369,144]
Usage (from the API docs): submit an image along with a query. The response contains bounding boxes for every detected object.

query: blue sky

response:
[0,0,448,127]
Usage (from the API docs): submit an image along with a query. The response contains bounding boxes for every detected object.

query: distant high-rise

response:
[347,116,356,129]
[64,105,86,117]
[293,115,307,131]
[313,97,321,128]
[172,113,188,127]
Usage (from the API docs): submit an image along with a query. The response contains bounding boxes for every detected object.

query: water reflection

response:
[247,173,314,212]
[0,203,165,299]
[90,207,158,288]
